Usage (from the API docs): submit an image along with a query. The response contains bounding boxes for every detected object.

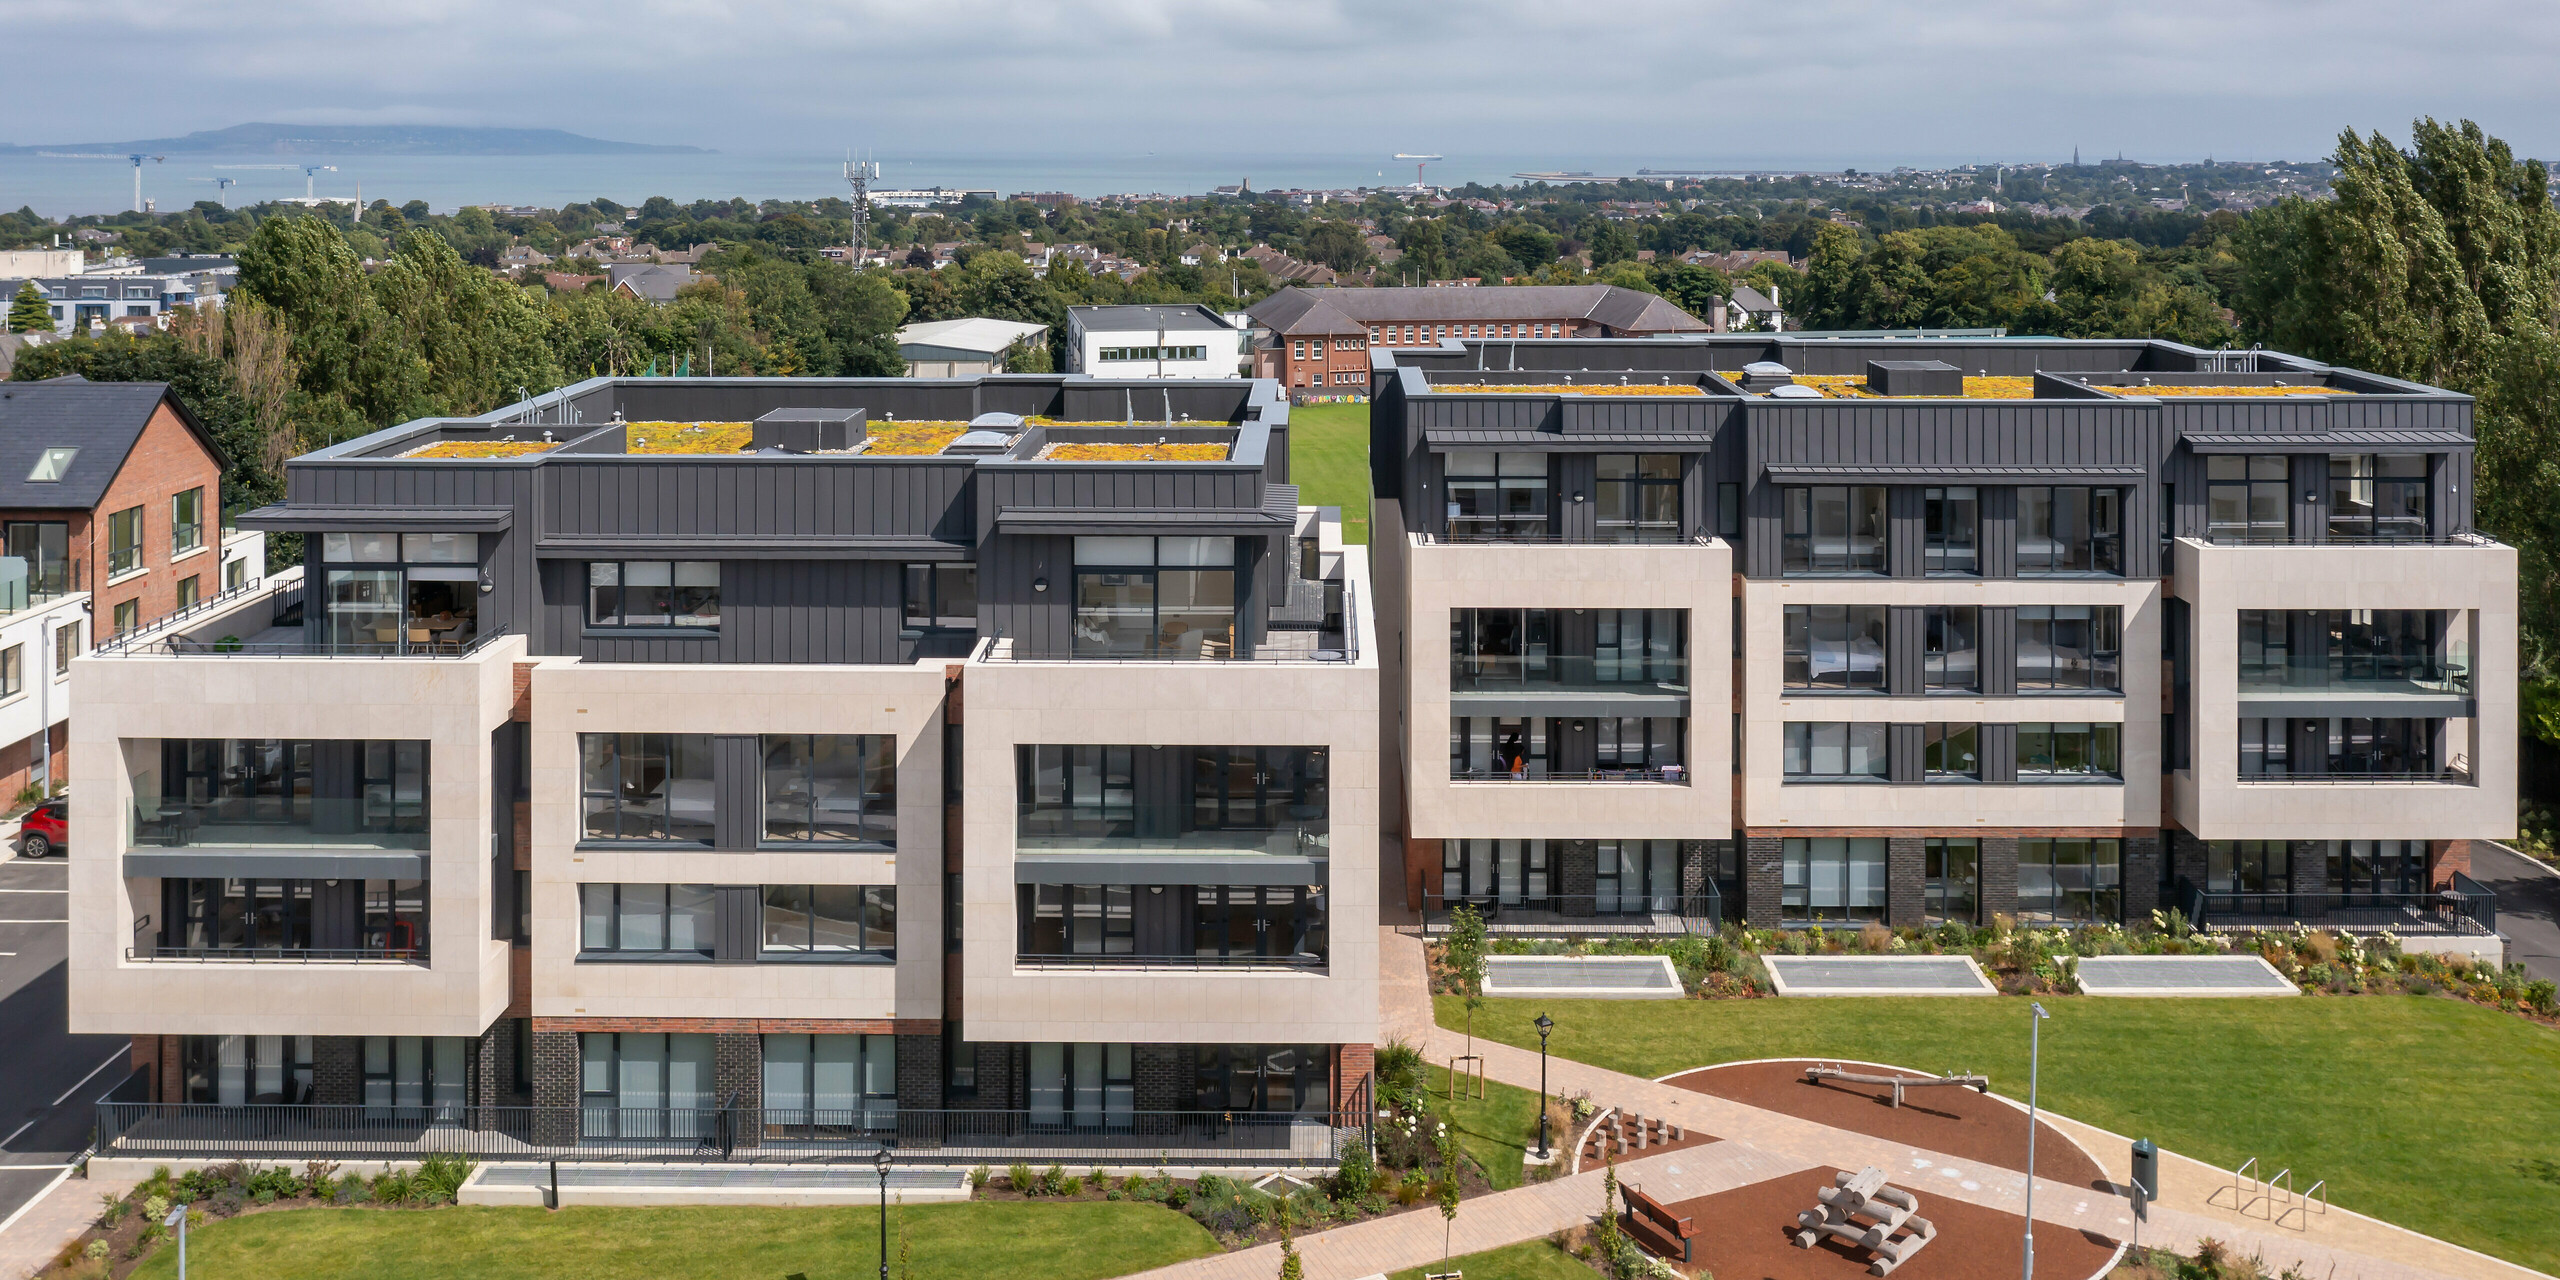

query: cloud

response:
[3,0,2558,168]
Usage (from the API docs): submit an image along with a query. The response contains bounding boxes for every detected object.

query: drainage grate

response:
[1482,955,1684,999]
[2074,955,2299,996]
[1761,955,1997,996]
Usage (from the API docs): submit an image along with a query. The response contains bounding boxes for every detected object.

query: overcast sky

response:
[8,0,2560,167]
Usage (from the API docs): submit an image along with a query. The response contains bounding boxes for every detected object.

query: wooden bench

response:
[1622,1184,1695,1263]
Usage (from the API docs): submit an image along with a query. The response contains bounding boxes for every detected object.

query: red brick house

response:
[0,377,230,637]
[1247,284,1711,396]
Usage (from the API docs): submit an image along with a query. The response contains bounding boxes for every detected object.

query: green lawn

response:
[1437,992,2560,1273]
[1288,401,1371,544]
[1389,1237,1596,1280]
[128,1199,1219,1280]
[1424,1062,1549,1190]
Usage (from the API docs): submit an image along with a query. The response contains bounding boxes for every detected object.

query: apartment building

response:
[1249,285,1710,396]
[1064,305,1251,379]
[1370,337,2511,940]
[70,374,1376,1163]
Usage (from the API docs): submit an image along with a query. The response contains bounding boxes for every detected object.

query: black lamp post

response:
[1533,1012,1556,1159]
[874,1147,894,1280]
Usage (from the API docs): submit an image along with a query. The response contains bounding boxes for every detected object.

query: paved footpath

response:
[0,1173,132,1280]
[1125,927,2549,1280]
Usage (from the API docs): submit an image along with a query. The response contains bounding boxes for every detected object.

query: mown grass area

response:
[1389,1237,1597,1280]
[1423,1062,1550,1191]
[126,1199,1219,1280]
[1436,991,2560,1273]
[1288,401,1371,544]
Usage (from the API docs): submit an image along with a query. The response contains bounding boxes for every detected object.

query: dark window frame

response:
[2016,722,2123,781]
[1780,722,1888,783]
[584,559,721,630]
[1780,486,1888,575]
[1923,486,1979,576]
[2016,486,2125,575]
[1782,604,1885,692]
[1594,454,1682,544]
[578,732,715,845]
[2015,605,2122,693]
[577,882,715,958]
[760,884,898,959]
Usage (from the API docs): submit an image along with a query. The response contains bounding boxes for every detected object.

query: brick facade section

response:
[2,399,227,640]
[1743,836,1783,927]
[505,946,532,1019]
[1556,840,1596,916]
[312,1036,362,1106]
[713,1032,761,1112]
[1336,1043,1374,1123]
[0,723,68,809]
[1134,1044,1189,1112]
[2168,831,2209,909]
[2431,839,2472,888]
[1886,836,1925,928]
[2285,839,2327,919]
[956,1042,1018,1112]
[1978,837,2020,921]
[510,662,534,722]
[2121,835,2164,923]
[530,1030,579,1143]
[896,1033,940,1112]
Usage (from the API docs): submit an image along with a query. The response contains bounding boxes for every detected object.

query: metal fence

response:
[97,1093,1369,1168]
[2178,875,2497,934]
[1420,887,1721,938]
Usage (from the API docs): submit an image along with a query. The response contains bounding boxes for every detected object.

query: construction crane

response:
[303,165,338,200]
[126,154,165,212]
[187,176,239,205]
[1393,153,1443,187]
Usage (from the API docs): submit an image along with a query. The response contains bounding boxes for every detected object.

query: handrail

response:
[125,945,430,965]
[1448,768,1693,785]
[89,573,283,656]
[2236,770,2474,784]
[1013,953,1327,971]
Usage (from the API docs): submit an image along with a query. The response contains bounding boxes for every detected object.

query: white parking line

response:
[55,1048,131,1107]
[0,1120,31,1149]
[0,1166,74,1237]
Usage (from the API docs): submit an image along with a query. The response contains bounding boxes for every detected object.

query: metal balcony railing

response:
[2178,874,2496,933]
[96,1089,1370,1169]
[1420,887,1721,937]
[124,945,430,965]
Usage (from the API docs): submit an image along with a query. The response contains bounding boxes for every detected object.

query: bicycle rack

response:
[2268,1167,2293,1220]
[2279,1178,2329,1231]
[2225,1156,2260,1215]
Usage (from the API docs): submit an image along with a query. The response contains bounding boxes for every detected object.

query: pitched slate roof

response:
[0,377,219,509]
[1247,284,1708,335]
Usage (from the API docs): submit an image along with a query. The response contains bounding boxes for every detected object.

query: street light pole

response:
[2023,1001,2049,1280]
[1533,1013,1555,1159]
[875,1147,894,1280]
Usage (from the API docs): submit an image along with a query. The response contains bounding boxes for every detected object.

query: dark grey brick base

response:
[1886,836,1925,927]
[1979,837,2020,921]
[1744,836,1783,927]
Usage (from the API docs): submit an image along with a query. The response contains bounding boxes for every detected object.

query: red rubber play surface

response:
[1662,1060,2110,1191]
[1656,1166,2120,1280]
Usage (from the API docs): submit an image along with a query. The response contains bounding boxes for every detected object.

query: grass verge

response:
[1287,401,1370,544]
[1389,1237,1596,1280]
[1423,1061,1549,1190]
[1437,991,2560,1273]
[125,1199,1219,1280]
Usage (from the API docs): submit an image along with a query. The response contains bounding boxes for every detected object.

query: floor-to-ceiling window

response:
[761,1034,895,1136]
[2016,838,2121,924]
[1440,839,1550,908]
[1924,838,1979,923]
[1029,1043,1133,1130]
[1780,837,1887,924]
[579,1032,714,1138]
[181,1035,314,1106]
[365,1036,471,1121]
[1193,1045,1330,1116]
[1595,840,1679,914]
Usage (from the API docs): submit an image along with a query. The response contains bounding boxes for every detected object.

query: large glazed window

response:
[1781,723,1887,781]
[1924,838,1978,922]
[579,1032,714,1138]
[138,739,427,850]
[1780,486,1887,574]
[2237,717,2440,778]
[2016,838,2120,924]
[1923,723,1979,780]
[580,733,714,843]
[1194,1044,1330,1115]
[1923,487,1978,575]
[1782,604,1884,691]
[1444,451,1550,541]
[586,560,720,629]
[2326,454,2428,542]
[1072,537,1236,658]
[4,521,72,597]
[1032,1043,1135,1129]
[2206,456,2290,543]
[1451,608,1685,691]
[1781,836,1887,923]
[161,877,426,959]
[2017,487,2124,574]
[761,885,897,957]
[2015,605,2121,692]
[1923,605,1979,692]
[107,505,143,576]
[577,883,714,956]
[322,532,482,654]
[762,1034,896,1136]
[760,734,896,844]
[2016,722,2121,780]
[1016,744,1327,855]
[1594,454,1681,543]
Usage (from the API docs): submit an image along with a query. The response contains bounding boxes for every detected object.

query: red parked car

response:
[17,796,65,859]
